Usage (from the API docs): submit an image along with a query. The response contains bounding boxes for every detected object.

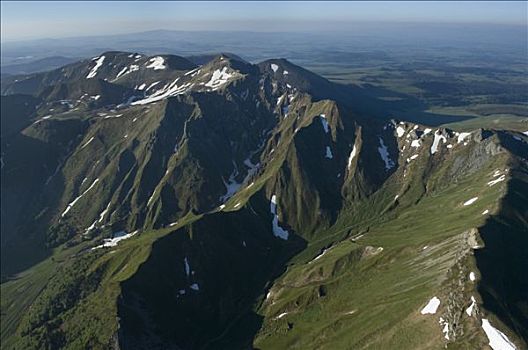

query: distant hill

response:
[1,56,80,75]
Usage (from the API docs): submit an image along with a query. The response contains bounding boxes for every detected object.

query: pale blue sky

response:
[1,1,526,41]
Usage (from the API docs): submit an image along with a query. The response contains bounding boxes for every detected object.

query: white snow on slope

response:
[319,114,330,133]
[431,131,447,154]
[81,136,95,149]
[378,137,395,170]
[83,220,97,236]
[423,128,432,135]
[470,271,476,282]
[184,257,191,277]
[270,195,289,240]
[457,132,472,143]
[482,209,489,215]
[396,126,405,137]
[410,139,421,148]
[115,67,128,80]
[205,67,235,89]
[114,64,140,81]
[61,179,99,217]
[439,317,450,340]
[347,144,358,170]
[98,201,112,223]
[104,114,123,119]
[145,81,160,91]
[132,78,193,105]
[270,63,279,72]
[87,56,105,79]
[466,296,477,316]
[482,319,517,350]
[283,70,289,75]
[145,56,166,70]
[91,230,138,250]
[220,163,242,202]
[463,197,478,206]
[137,83,146,90]
[325,146,333,159]
[420,296,440,314]
[184,67,200,76]
[276,312,288,319]
[190,283,200,291]
[309,247,333,264]
[488,175,506,187]
[33,115,52,124]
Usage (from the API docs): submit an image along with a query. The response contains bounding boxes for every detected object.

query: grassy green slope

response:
[253,138,527,349]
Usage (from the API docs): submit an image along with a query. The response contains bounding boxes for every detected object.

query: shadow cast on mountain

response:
[475,167,528,345]
[117,191,307,350]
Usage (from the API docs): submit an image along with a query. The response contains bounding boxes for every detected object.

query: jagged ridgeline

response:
[1,52,527,350]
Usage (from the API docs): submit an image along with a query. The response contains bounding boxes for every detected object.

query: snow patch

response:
[184,258,191,277]
[396,126,405,137]
[275,312,288,319]
[205,67,235,89]
[270,195,289,240]
[488,175,505,187]
[81,136,95,149]
[466,296,476,316]
[457,132,472,144]
[87,56,105,79]
[98,201,112,223]
[439,317,450,340]
[309,247,333,264]
[481,319,517,350]
[421,297,440,314]
[469,272,476,281]
[132,78,193,105]
[92,230,137,250]
[33,115,52,124]
[319,114,330,133]
[378,137,395,170]
[104,114,123,119]
[410,139,421,148]
[325,146,333,159]
[61,179,99,217]
[220,163,242,202]
[190,283,200,291]
[270,63,279,72]
[145,56,166,70]
[463,197,478,206]
[431,131,447,154]
[145,81,160,91]
[347,144,358,170]
[482,209,489,215]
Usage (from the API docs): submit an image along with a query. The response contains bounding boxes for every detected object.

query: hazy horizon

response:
[1,1,526,42]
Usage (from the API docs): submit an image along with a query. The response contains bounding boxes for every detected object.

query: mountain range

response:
[1,51,527,349]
